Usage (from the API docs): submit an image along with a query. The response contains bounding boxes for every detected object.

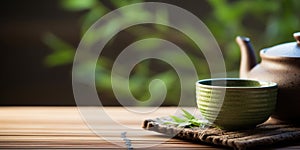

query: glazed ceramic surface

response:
[196,78,277,130]
[236,32,300,122]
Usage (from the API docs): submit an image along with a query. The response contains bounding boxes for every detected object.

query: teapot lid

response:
[262,32,300,58]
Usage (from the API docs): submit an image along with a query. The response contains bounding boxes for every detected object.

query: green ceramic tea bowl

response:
[196,78,277,130]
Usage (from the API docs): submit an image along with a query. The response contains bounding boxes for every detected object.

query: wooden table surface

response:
[0,107,299,149]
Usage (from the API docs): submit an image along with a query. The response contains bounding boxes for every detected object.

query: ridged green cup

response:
[196,78,277,130]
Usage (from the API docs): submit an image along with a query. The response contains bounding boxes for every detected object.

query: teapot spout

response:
[236,36,257,78]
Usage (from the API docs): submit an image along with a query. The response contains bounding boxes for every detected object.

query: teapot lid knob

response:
[294,32,300,46]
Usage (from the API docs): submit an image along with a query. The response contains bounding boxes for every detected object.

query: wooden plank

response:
[0,107,296,149]
[0,107,211,149]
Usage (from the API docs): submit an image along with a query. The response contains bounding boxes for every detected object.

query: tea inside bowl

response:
[196,78,277,130]
[198,78,275,88]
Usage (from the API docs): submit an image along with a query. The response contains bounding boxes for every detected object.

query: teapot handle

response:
[294,32,300,46]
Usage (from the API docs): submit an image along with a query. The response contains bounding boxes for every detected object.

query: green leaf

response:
[168,109,213,128]
[151,71,177,89]
[163,121,179,125]
[44,50,74,67]
[110,0,144,8]
[60,0,97,11]
[43,33,75,66]
[181,108,195,120]
[170,116,186,123]
[189,119,201,126]
[155,8,169,32]
[81,5,109,34]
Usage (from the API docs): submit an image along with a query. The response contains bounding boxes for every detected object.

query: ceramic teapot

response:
[236,32,300,122]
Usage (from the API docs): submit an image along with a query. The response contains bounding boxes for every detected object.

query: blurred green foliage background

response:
[44,0,300,106]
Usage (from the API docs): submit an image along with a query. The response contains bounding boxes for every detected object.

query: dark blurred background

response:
[1,0,83,105]
[1,0,299,105]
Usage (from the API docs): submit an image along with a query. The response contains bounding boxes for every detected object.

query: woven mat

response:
[142,117,300,150]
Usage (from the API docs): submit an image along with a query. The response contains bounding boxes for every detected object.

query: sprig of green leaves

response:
[164,108,212,128]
